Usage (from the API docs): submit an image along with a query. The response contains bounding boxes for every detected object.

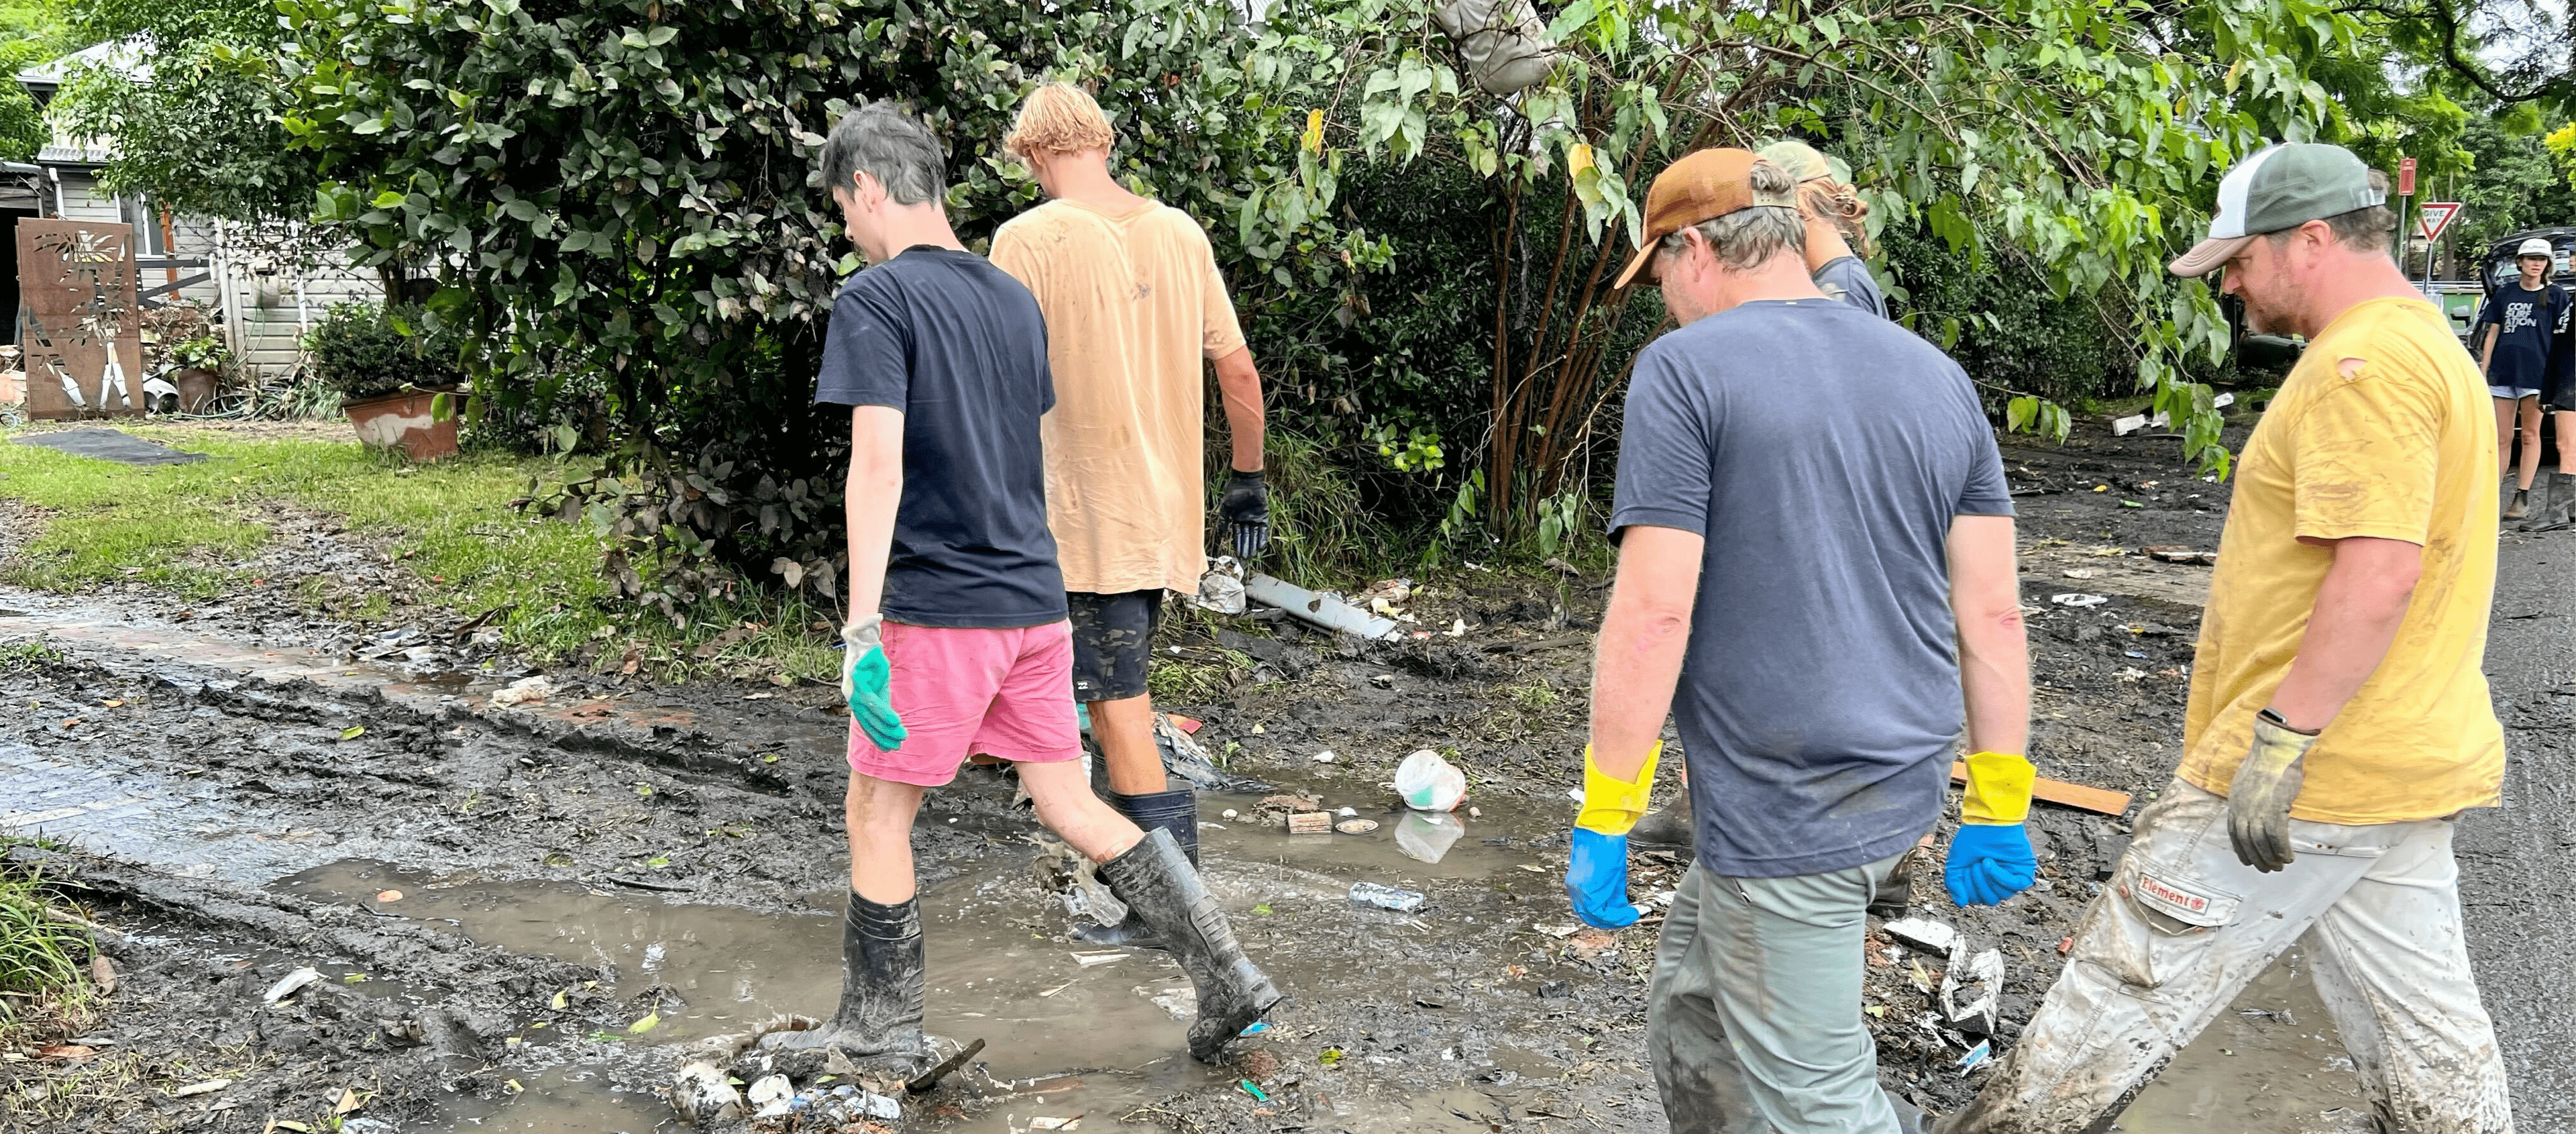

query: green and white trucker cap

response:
[2169,142,2383,278]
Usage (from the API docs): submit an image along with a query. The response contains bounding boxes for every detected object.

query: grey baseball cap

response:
[2169,143,2385,278]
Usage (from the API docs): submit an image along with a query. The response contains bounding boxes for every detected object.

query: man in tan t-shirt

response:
[991,84,1270,949]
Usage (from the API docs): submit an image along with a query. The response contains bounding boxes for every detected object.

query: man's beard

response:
[2240,279,2302,338]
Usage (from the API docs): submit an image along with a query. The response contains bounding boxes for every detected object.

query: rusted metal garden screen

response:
[19,218,145,419]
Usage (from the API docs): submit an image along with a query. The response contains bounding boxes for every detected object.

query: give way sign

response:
[2416,201,2463,242]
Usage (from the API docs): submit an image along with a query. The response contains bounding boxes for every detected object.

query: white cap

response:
[2518,238,2555,258]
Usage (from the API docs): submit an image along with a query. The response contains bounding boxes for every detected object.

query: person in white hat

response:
[2475,236,2573,526]
[1941,142,2512,1132]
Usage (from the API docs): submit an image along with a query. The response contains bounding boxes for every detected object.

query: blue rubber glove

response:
[840,616,906,752]
[1566,827,1641,929]
[1943,822,2037,907]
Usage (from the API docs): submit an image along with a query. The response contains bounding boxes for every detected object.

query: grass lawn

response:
[0,421,841,684]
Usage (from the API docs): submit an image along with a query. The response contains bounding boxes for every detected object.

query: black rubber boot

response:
[1097,828,1283,1063]
[1627,792,1696,849]
[763,892,934,1076]
[2525,471,2576,531]
[1073,787,1199,949]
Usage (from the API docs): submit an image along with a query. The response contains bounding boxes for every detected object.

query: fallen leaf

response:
[38,1044,95,1062]
[90,955,116,995]
[333,1088,363,1114]
[270,1122,313,1133]
[59,718,80,728]
[171,1079,232,1098]
[340,725,367,741]
[550,989,568,1009]
[101,699,125,708]
[504,1079,524,1094]
[375,890,403,903]
[628,1011,660,1034]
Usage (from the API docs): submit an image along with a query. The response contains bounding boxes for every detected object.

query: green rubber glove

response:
[841,615,906,752]
[2227,711,2317,872]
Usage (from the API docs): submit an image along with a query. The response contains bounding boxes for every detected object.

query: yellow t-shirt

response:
[2179,296,2504,824]
[990,198,1248,595]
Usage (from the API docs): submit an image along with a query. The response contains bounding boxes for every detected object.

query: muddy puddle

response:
[2115,943,2369,1133]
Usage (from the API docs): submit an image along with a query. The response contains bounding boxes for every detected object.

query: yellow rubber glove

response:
[1575,741,1662,836]
[1959,750,2035,825]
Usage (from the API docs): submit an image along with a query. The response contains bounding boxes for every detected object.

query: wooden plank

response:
[1949,761,2131,816]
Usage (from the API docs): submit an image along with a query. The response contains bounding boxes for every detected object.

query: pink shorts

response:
[847,619,1083,787]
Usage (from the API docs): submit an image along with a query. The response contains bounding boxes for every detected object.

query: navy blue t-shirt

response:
[1813,256,1888,319]
[813,246,1067,629]
[1611,299,2012,878]
[2474,282,2570,396]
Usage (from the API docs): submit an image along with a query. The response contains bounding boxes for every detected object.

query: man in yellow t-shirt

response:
[1945,144,2514,1132]
[988,84,1270,948]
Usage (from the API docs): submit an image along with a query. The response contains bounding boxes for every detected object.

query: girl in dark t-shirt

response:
[2479,242,2571,520]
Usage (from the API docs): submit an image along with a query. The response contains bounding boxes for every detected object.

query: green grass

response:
[0,423,842,683]
[0,862,95,1051]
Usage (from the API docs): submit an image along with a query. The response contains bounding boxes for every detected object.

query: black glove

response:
[1218,469,1271,563]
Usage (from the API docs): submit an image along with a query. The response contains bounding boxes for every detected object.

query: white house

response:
[13,38,382,382]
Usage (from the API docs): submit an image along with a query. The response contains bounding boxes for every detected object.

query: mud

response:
[3,415,2571,1131]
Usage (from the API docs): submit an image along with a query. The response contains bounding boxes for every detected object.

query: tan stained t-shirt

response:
[990,199,1247,595]
[2178,296,2504,824]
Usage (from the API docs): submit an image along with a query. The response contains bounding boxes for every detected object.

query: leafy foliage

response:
[304,301,463,400]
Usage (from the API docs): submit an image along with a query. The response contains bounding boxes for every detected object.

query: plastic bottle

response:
[1348,881,1428,913]
[1395,749,1468,811]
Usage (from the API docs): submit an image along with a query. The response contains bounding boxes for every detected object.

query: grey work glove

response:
[1218,469,1271,563]
[2226,711,2318,872]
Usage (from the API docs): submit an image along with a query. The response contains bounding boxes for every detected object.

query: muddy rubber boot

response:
[1073,787,1199,949]
[1097,828,1283,1062]
[2506,487,2530,521]
[1627,792,1696,849]
[2526,471,2576,532]
[763,892,934,1077]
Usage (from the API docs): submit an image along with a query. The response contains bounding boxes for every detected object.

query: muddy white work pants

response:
[1941,778,2513,1133]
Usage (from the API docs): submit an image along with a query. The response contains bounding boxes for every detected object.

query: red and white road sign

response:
[2398,157,2417,197]
[2415,201,2462,242]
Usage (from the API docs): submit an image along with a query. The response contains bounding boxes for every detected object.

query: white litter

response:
[1881,917,1958,956]
[262,967,321,1007]
[748,1074,795,1119]
[2049,592,2110,609]
[488,675,553,708]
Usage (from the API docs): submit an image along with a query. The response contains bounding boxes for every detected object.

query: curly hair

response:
[1798,178,1873,254]
[1004,83,1115,158]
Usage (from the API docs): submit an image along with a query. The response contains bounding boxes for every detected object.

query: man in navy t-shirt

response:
[775,101,1277,1080]
[1567,148,2032,1132]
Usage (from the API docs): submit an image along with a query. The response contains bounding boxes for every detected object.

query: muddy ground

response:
[2,415,2570,1134]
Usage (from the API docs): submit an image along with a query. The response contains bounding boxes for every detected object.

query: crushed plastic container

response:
[1395,749,1468,811]
[1395,809,1466,864]
[1348,881,1428,913]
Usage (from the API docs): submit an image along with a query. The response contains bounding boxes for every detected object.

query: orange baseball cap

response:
[1615,148,1799,289]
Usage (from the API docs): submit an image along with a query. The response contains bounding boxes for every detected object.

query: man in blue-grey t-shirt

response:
[1564,148,2033,1133]
[780,101,1277,1079]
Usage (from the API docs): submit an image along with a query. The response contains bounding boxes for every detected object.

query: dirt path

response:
[2,419,2567,1133]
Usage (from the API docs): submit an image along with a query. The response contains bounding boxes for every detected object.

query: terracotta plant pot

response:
[343,387,461,462]
[170,367,220,414]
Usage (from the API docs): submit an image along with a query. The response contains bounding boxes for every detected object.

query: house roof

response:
[17,37,152,97]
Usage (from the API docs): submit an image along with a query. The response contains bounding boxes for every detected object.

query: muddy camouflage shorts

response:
[1067,589,1163,702]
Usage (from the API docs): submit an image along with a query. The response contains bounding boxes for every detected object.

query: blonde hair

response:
[1798,178,1872,254]
[1004,83,1115,158]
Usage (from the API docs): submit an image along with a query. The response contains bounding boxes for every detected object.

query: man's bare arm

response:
[2269,535,2422,733]
[843,405,905,617]
[1946,515,2030,757]
[1587,525,1704,781]
[1213,346,1265,472]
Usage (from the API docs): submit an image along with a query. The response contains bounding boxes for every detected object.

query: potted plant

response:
[166,332,231,413]
[309,302,467,461]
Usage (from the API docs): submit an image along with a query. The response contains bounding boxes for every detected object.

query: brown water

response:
[2114,942,2369,1133]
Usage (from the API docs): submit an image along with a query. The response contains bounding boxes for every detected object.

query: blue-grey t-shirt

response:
[2473,282,2569,395]
[813,246,1068,629]
[1611,299,2012,878]
[1813,256,1888,319]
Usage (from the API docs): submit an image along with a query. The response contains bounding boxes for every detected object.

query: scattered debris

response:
[1244,573,1401,639]
[1880,918,1957,956]
[1073,952,1129,968]
[1957,1039,1993,1074]
[1336,819,1379,834]
[89,954,116,995]
[1945,762,2132,815]
[1349,882,1428,913]
[488,675,553,708]
[667,1062,745,1123]
[905,1037,986,1094]
[2049,592,2109,609]
[1287,811,1334,835]
[2140,545,2219,565]
[374,889,402,903]
[1311,749,1337,764]
[1395,749,1468,812]
[262,967,321,1007]
[1939,940,2005,1037]
[748,1073,796,1119]
[170,1079,232,1098]
[1191,556,1248,615]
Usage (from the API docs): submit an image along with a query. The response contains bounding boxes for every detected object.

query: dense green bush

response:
[305,302,464,401]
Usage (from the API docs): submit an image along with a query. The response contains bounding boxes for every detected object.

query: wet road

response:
[2465,527,2576,1127]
